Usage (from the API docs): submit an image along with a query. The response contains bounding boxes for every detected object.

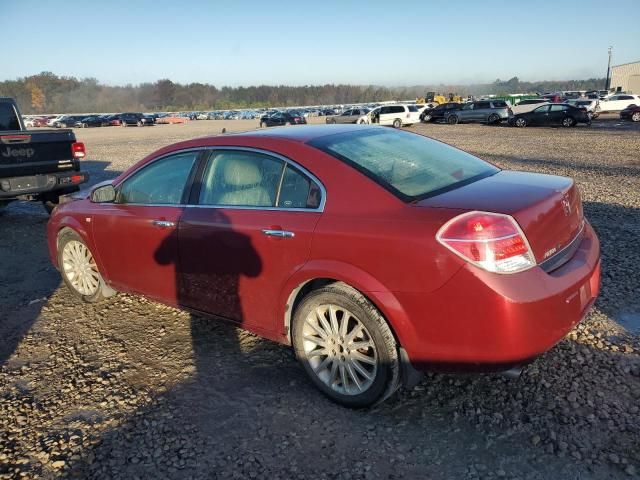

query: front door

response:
[91,150,200,304]
[177,149,323,334]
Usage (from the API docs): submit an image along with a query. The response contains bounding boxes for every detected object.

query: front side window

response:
[309,128,498,201]
[534,105,550,113]
[117,151,198,205]
[549,105,567,112]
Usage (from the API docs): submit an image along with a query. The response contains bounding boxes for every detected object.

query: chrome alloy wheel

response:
[61,240,100,296]
[302,304,378,395]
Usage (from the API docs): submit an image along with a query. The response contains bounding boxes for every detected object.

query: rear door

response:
[474,101,491,122]
[548,104,568,124]
[177,148,323,332]
[529,105,550,125]
[91,150,200,304]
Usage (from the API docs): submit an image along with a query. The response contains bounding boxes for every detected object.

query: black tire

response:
[292,282,401,408]
[562,117,575,128]
[632,112,640,122]
[447,115,459,125]
[488,113,500,124]
[514,117,527,128]
[56,229,114,303]
[422,113,432,122]
[392,118,402,128]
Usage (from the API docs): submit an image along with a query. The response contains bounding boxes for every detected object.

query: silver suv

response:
[445,100,510,125]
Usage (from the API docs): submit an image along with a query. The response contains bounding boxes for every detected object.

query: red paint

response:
[47,125,601,372]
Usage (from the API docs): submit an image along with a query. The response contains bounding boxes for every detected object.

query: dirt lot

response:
[1,117,639,479]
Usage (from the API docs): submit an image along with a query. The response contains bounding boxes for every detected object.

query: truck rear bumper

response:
[0,171,89,199]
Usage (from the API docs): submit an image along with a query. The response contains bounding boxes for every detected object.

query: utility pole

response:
[605,46,612,91]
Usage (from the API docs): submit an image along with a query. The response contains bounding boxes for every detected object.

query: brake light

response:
[436,211,535,274]
[71,142,85,159]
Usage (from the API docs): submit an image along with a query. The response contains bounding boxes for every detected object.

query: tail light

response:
[71,142,86,159]
[436,211,535,274]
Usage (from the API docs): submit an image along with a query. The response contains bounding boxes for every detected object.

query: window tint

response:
[407,105,419,112]
[0,103,20,130]
[277,165,321,209]
[199,151,283,207]
[549,104,567,112]
[391,106,405,114]
[379,107,390,114]
[117,151,198,205]
[309,129,498,200]
[475,101,491,109]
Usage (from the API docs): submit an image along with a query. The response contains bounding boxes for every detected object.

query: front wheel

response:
[292,283,400,408]
[514,117,527,128]
[121,121,127,127]
[447,115,459,125]
[422,114,432,122]
[260,121,267,128]
[57,229,115,303]
[632,112,640,122]
[392,119,402,128]
[562,117,575,127]
[137,121,143,127]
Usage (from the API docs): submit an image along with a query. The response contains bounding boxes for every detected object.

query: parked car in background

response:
[564,99,600,119]
[619,104,640,122]
[511,99,549,114]
[54,115,85,128]
[445,100,510,125]
[156,114,190,124]
[358,104,419,128]
[509,104,590,128]
[74,116,104,128]
[420,102,462,122]
[119,112,155,127]
[47,124,600,407]
[24,116,48,127]
[598,94,640,112]
[326,107,370,124]
[260,111,306,127]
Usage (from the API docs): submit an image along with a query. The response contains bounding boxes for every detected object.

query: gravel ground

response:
[0,117,639,479]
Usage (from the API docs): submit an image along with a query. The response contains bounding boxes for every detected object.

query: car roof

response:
[225,124,381,143]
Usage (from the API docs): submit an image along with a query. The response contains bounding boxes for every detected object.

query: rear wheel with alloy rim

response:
[57,229,114,303]
[448,115,459,125]
[488,113,500,124]
[562,117,575,127]
[392,119,402,128]
[292,282,400,408]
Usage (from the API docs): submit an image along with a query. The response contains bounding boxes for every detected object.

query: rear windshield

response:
[0,102,21,130]
[308,128,498,201]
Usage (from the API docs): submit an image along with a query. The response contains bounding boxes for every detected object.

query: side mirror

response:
[91,184,116,203]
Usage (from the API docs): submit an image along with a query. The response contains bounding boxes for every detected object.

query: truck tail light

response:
[436,211,536,274]
[71,142,86,159]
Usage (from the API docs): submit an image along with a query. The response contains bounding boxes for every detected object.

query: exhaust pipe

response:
[501,367,523,379]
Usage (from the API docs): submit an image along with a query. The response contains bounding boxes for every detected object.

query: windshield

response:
[308,128,498,201]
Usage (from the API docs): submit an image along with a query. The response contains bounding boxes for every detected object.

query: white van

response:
[357,104,420,127]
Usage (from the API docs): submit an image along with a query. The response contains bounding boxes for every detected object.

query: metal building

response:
[610,61,640,94]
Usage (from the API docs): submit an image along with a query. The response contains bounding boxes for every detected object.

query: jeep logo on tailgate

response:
[1,147,35,158]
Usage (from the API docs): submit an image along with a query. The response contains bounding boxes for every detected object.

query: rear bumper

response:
[396,222,600,370]
[0,171,89,199]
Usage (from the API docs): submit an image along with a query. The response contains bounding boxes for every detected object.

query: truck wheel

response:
[57,229,115,303]
[292,282,401,408]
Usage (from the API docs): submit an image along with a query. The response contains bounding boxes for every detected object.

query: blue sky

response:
[1,0,638,86]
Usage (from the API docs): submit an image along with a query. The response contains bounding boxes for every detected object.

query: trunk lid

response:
[417,170,584,264]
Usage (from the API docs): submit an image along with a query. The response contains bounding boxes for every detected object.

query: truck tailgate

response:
[0,129,78,177]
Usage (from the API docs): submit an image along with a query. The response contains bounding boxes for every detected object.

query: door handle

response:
[152,220,176,228]
[262,229,295,238]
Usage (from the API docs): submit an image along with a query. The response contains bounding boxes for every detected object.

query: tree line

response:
[0,72,607,114]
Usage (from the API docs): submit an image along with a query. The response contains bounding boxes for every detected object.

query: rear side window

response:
[278,165,322,209]
[492,101,507,108]
[475,101,491,109]
[550,105,568,112]
[309,128,498,201]
[117,151,198,205]
[0,103,21,130]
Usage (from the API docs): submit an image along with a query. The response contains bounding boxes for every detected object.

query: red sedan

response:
[47,125,600,407]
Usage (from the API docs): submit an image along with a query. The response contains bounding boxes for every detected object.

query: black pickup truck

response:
[0,97,88,213]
